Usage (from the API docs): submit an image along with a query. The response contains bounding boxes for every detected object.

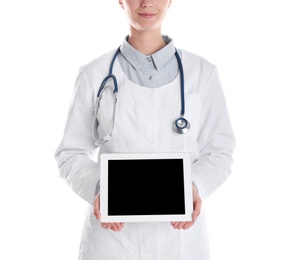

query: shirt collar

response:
[120,35,175,71]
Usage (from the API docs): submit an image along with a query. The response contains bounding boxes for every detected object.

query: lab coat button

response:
[148,75,152,80]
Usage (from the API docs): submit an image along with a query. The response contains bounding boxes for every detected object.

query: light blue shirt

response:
[118,35,180,88]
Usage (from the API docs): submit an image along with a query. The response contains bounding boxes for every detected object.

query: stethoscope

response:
[92,46,190,145]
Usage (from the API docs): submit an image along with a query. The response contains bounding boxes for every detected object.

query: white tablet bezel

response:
[100,152,193,223]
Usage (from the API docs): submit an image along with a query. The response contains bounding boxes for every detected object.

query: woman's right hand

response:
[93,193,125,232]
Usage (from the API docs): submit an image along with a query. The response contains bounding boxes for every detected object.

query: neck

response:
[128,29,166,55]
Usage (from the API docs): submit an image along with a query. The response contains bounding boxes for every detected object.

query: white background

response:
[1,0,294,259]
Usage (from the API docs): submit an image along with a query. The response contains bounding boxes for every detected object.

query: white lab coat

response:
[55,49,236,260]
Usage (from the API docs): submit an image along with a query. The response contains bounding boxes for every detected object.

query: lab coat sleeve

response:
[191,67,236,200]
[54,67,99,205]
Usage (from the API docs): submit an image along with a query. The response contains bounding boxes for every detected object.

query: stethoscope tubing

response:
[93,46,190,144]
[174,50,185,117]
[97,47,120,97]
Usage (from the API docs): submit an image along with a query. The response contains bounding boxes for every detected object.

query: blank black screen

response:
[108,159,185,216]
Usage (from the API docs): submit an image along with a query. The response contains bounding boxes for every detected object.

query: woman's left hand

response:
[171,185,202,230]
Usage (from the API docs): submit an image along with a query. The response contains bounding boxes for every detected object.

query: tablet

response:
[100,152,193,223]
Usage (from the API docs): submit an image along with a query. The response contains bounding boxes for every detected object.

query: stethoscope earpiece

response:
[173,117,190,134]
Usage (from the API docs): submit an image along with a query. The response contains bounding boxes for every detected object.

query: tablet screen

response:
[108,158,185,216]
[100,153,193,222]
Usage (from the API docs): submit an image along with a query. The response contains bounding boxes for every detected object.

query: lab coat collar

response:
[120,35,176,71]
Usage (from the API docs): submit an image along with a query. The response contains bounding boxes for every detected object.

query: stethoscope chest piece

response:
[173,117,190,134]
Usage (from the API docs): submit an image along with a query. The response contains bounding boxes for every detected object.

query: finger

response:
[182,220,195,230]
[192,187,202,220]
[120,222,125,229]
[171,221,185,230]
[101,222,111,229]
[93,196,101,220]
[172,219,197,230]
[112,222,122,232]
[110,222,125,232]
[171,221,179,229]
[177,222,186,230]
[192,198,202,221]
[109,223,117,231]
[177,222,188,230]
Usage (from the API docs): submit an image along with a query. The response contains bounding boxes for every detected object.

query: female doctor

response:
[54,0,236,259]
